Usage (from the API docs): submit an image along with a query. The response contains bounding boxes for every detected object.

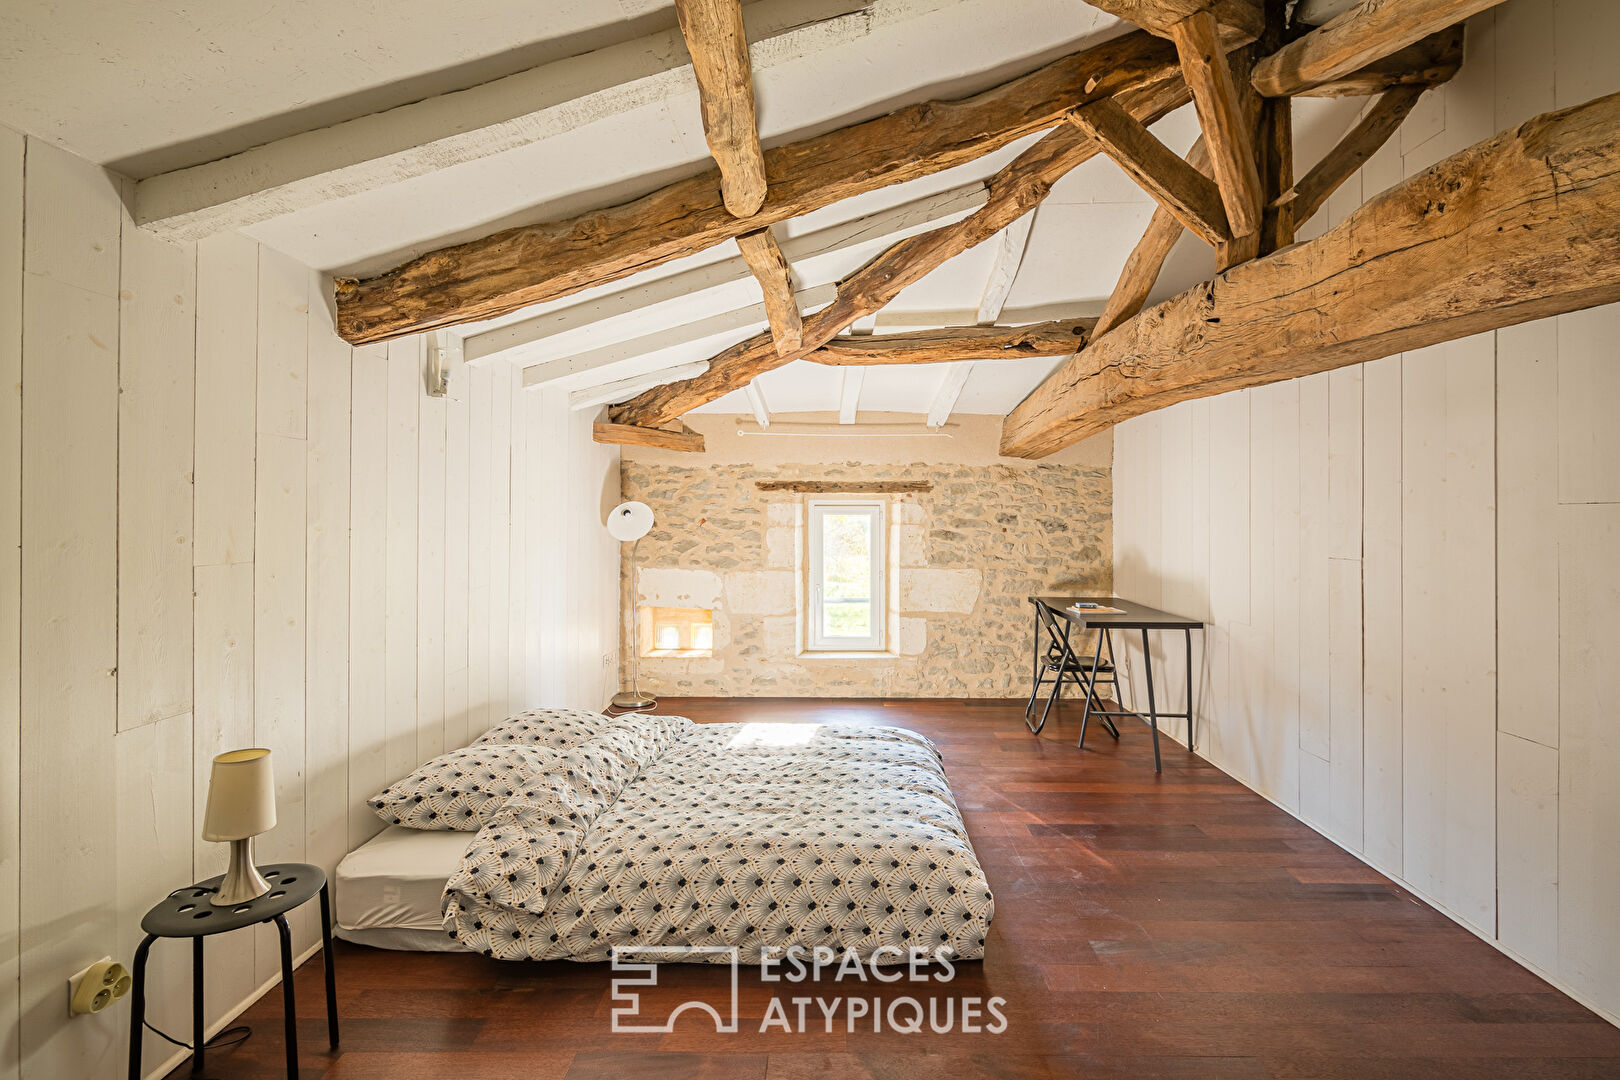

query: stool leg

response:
[128,934,157,1080]
[191,936,205,1075]
[274,914,299,1080]
[319,883,340,1048]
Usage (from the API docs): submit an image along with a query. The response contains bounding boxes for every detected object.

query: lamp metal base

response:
[211,837,273,906]
[611,690,657,711]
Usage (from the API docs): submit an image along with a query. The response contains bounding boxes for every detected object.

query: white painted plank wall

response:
[0,125,21,1080]
[1108,0,1620,1025]
[0,123,618,1077]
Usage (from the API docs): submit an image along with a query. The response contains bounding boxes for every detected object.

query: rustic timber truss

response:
[330,0,1620,457]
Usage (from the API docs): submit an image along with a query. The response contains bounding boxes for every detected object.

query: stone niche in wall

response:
[639,605,713,658]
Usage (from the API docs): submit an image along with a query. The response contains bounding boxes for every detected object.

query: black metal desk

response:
[129,863,338,1079]
[1027,595,1204,772]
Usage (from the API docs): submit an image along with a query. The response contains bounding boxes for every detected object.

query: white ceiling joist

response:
[839,369,865,423]
[568,362,711,411]
[918,211,1035,429]
[466,181,985,365]
[974,210,1036,324]
[520,281,837,388]
[744,383,772,428]
[135,0,959,240]
[925,363,975,427]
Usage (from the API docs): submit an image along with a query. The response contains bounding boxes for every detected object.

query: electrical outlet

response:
[68,957,131,1017]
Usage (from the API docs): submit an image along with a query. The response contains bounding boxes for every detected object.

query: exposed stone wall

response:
[619,459,1111,697]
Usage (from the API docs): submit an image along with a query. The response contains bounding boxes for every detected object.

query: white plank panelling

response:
[444,363,472,751]
[1,126,614,1077]
[0,125,22,1080]
[20,138,120,298]
[256,245,310,440]
[347,345,389,849]
[117,223,196,732]
[384,340,420,783]
[1110,0,1620,1024]
[306,277,352,878]
[19,206,121,1075]
[193,231,259,566]
[1497,731,1559,974]
[1556,305,1620,505]
[417,370,448,760]
[1361,354,1403,873]
[1557,502,1620,1012]
[467,365,494,740]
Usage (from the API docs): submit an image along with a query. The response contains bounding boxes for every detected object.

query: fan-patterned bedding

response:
[441,712,994,963]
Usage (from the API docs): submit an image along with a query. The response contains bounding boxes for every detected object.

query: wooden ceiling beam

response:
[808,318,1095,365]
[676,0,768,218]
[735,227,804,354]
[1069,99,1229,246]
[333,28,1187,344]
[1294,24,1464,97]
[1281,84,1428,228]
[593,421,706,453]
[1092,137,1210,340]
[1084,0,1265,42]
[1170,11,1264,240]
[608,77,1193,428]
[1000,90,1620,458]
[1253,0,1505,98]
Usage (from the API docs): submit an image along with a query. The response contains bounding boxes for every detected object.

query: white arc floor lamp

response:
[608,500,657,711]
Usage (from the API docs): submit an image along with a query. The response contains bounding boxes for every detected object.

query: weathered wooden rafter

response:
[675,0,769,218]
[593,421,706,452]
[807,318,1095,365]
[1000,91,1620,458]
[1092,137,1210,339]
[1172,11,1264,241]
[1084,0,1264,42]
[609,77,1193,428]
[334,29,1187,344]
[735,227,803,354]
[1252,0,1504,98]
[1294,24,1462,97]
[1280,84,1427,228]
[1071,99,1228,246]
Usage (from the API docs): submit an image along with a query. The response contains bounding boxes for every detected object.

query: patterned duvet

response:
[441,712,994,962]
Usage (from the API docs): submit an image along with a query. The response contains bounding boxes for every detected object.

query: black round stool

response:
[129,862,338,1079]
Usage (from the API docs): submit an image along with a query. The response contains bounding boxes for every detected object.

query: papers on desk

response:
[1068,602,1126,615]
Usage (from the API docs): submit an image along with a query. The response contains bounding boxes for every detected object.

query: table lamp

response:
[607,500,657,711]
[202,748,277,906]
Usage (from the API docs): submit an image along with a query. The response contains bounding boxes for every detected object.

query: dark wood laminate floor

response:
[179,698,1620,1079]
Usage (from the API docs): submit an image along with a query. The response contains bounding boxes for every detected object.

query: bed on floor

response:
[334,708,994,963]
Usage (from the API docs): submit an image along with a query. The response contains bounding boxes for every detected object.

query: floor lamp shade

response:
[202,748,277,906]
[607,501,657,711]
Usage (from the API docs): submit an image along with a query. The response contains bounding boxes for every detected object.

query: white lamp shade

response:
[607,500,655,542]
[201,748,277,842]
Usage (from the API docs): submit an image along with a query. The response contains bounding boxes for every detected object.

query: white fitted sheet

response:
[333,826,471,951]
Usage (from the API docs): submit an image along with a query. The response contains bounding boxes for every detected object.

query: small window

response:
[807,500,886,651]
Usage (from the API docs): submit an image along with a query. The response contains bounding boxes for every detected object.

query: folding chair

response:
[1024,600,1123,744]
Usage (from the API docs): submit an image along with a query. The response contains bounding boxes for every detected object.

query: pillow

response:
[369,745,562,831]
[470,707,615,751]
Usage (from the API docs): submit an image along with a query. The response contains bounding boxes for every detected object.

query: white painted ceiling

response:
[2,0,1368,420]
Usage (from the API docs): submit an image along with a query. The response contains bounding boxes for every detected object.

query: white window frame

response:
[806,499,887,652]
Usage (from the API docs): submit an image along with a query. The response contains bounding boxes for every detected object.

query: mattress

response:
[332,825,470,952]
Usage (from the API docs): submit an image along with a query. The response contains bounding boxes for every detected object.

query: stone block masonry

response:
[620,459,1111,697]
